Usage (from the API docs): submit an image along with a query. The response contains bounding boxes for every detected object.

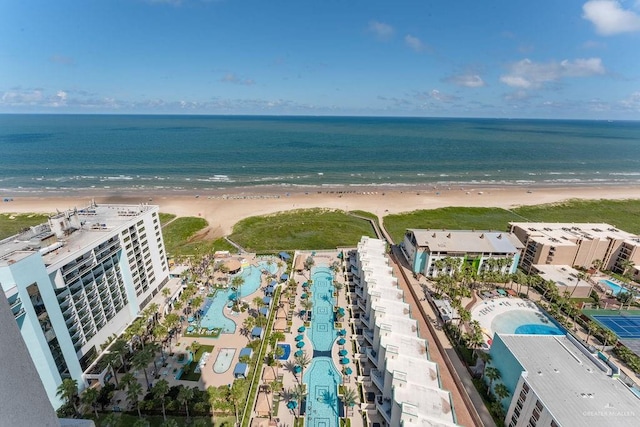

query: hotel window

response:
[535,400,543,411]
[522,383,530,393]
[137,220,144,226]
[550,421,559,427]
[528,420,537,427]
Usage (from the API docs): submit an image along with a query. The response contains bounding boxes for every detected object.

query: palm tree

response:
[229,379,248,426]
[284,360,301,383]
[301,299,313,320]
[56,378,79,415]
[493,382,510,403]
[126,380,144,418]
[484,366,501,394]
[290,383,307,419]
[231,275,245,308]
[81,387,99,418]
[253,296,265,314]
[152,379,170,421]
[132,347,153,390]
[340,387,358,422]
[476,351,492,377]
[101,350,122,388]
[294,352,312,381]
[620,259,635,280]
[177,386,194,419]
[187,341,201,360]
[161,420,179,427]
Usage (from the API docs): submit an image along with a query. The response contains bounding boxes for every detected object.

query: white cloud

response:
[368,20,394,40]
[220,73,255,86]
[404,34,424,52]
[620,91,640,110]
[582,40,607,49]
[583,0,640,35]
[500,58,605,89]
[414,89,459,103]
[446,74,486,88]
[1,89,44,105]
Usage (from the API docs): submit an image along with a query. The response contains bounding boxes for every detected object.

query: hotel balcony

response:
[354,285,364,299]
[366,347,379,368]
[375,395,392,424]
[357,298,367,312]
[371,368,384,391]
[363,328,374,345]
[13,307,26,320]
[360,314,371,328]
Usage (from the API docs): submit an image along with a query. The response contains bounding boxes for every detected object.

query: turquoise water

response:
[2,115,640,192]
[199,261,277,332]
[303,358,342,427]
[492,309,564,335]
[308,267,336,351]
[304,266,341,427]
[600,279,629,296]
[213,348,236,374]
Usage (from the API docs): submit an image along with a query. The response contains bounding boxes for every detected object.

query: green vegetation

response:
[0,212,50,240]
[349,210,377,221]
[383,199,640,243]
[180,344,214,381]
[92,413,213,426]
[162,217,235,256]
[229,208,376,252]
[384,207,519,243]
[159,212,177,226]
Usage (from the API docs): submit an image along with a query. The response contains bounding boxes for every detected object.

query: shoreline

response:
[2,184,640,239]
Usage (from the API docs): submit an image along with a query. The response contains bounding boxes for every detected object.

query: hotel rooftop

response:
[499,334,639,427]
[509,222,640,243]
[406,229,524,253]
[355,236,456,426]
[0,204,156,269]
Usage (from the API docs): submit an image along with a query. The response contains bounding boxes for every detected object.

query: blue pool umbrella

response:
[301,293,308,299]
[337,307,345,315]
[344,367,353,375]
[302,282,308,287]
[287,401,298,409]
[337,338,346,345]
[338,349,348,356]
[187,326,195,332]
[295,335,304,341]
[298,326,306,332]
[294,350,304,357]
[338,329,346,336]
[296,341,305,348]
[340,358,350,365]
[188,317,194,322]
[293,365,302,374]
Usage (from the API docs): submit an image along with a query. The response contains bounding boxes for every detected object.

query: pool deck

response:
[264,250,364,427]
[471,297,546,345]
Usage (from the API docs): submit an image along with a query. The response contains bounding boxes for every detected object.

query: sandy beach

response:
[2,184,640,238]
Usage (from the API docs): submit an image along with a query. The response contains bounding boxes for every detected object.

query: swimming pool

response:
[600,279,630,296]
[303,357,342,427]
[308,266,336,352]
[213,348,236,374]
[492,309,565,335]
[277,343,291,360]
[199,261,277,333]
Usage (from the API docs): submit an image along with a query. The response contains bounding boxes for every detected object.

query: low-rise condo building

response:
[353,236,457,426]
[489,334,638,427]
[0,203,169,408]
[509,222,640,278]
[400,229,523,278]
[530,264,594,298]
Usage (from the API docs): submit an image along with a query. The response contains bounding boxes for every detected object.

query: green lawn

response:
[159,212,177,226]
[0,212,50,240]
[162,217,236,257]
[383,207,519,243]
[92,413,212,427]
[229,208,377,252]
[383,199,640,244]
[180,344,215,381]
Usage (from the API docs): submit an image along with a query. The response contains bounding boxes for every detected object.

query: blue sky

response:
[1,0,639,119]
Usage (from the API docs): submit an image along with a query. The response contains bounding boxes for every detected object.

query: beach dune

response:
[2,185,640,238]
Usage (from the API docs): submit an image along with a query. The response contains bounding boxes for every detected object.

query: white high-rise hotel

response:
[0,203,169,408]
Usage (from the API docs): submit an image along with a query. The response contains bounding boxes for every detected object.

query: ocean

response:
[1,114,639,194]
